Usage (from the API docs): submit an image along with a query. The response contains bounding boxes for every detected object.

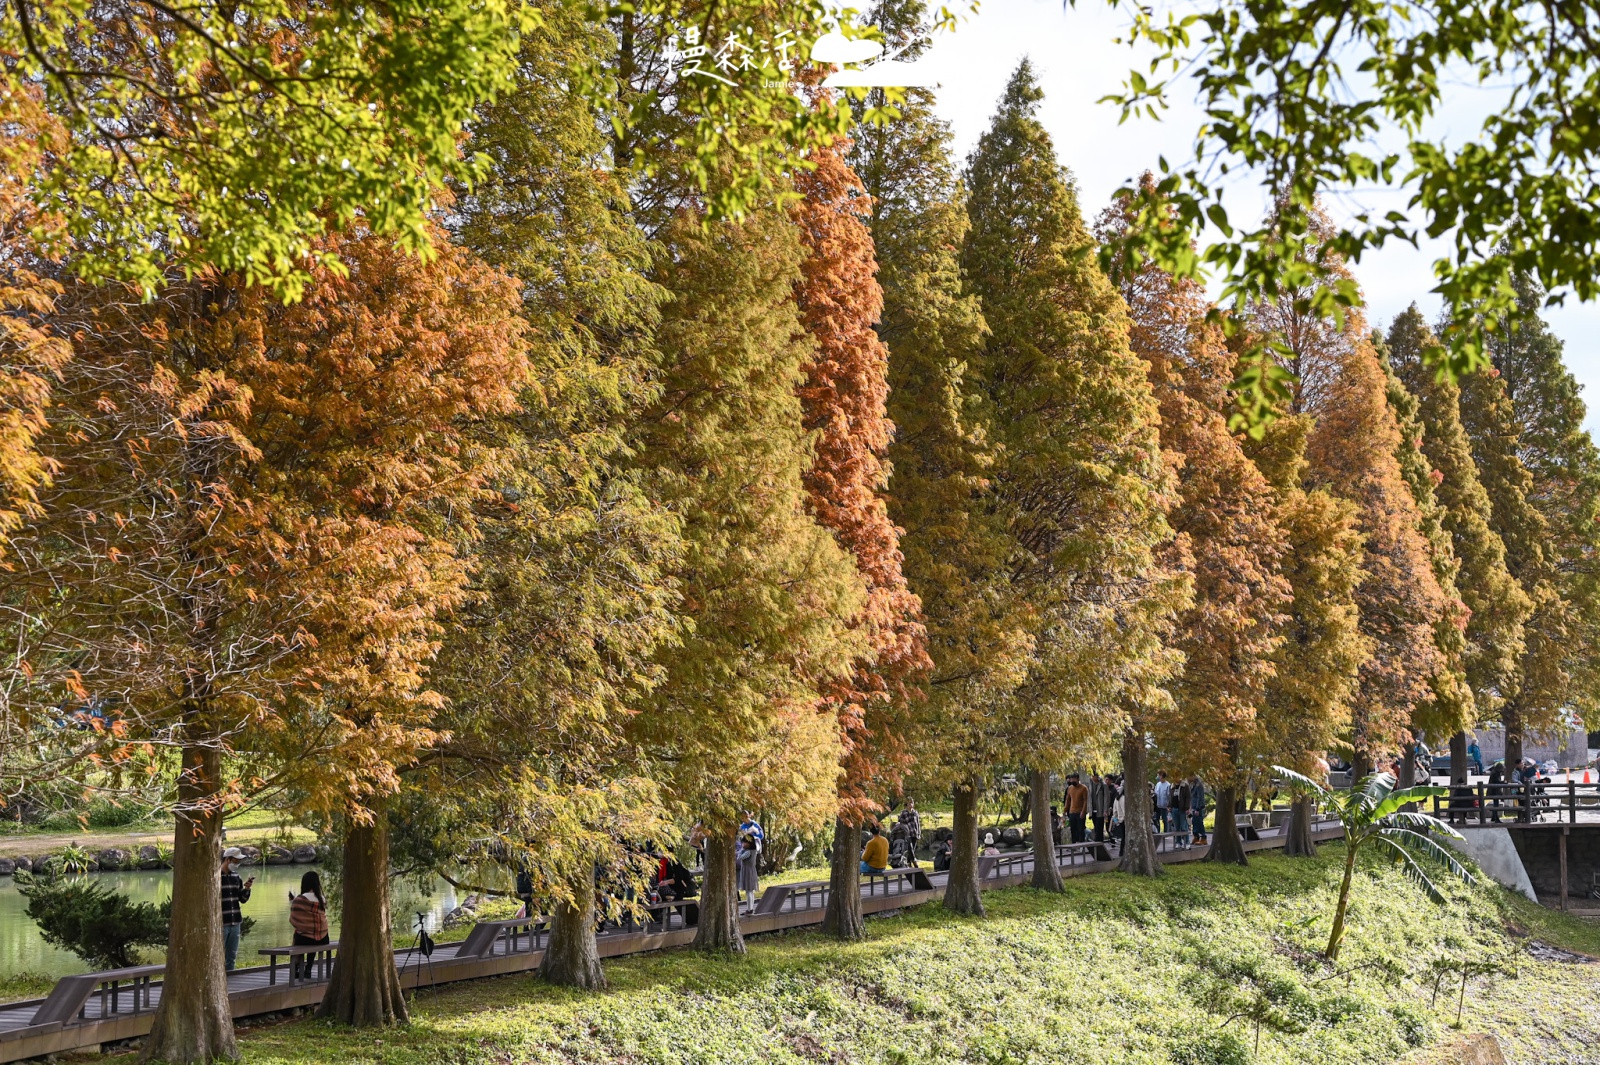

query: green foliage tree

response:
[1386,306,1530,778]
[420,0,681,991]
[629,201,866,953]
[2,0,524,296]
[1455,276,1600,759]
[956,62,1185,896]
[1274,767,1472,961]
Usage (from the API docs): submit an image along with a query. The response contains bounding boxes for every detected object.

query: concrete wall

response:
[1445,827,1537,901]
[1470,725,1589,768]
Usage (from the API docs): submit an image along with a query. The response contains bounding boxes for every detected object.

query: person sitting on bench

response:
[860,823,890,875]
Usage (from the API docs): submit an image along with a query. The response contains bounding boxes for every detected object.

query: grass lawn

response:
[0,806,316,857]
[105,843,1599,1065]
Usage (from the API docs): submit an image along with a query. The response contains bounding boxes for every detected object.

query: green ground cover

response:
[128,843,1598,1065]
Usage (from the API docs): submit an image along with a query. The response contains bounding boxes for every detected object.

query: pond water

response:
[0,864,462,980]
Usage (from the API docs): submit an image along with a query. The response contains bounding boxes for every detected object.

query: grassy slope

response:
[199,844,1599,1065]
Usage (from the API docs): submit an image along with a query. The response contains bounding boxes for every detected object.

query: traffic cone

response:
[1585,769,1592,784]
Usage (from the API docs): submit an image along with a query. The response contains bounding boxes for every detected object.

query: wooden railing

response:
[1430,781,1600,825]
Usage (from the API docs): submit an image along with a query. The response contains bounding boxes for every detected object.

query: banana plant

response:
[1273,766,1476,960]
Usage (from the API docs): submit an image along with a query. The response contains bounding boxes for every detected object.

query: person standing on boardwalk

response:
[1110,783,1127,853]
[1154,771,1172,833]
[1188,776,1208,845]
[1064,773,1090,843]
[898,799,924,865]
[1089,772,1111,842]
[288,870,330,978]
[736,812,764,915]
[220,847,254,972]
[1172,778,1192,847]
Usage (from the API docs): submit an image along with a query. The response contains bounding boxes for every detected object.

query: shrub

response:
[16,871,170,969]
[87,799,157,829]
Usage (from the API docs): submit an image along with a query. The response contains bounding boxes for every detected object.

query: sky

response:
[901,0,1600,435]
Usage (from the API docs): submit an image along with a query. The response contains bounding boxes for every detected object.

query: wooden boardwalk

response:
[0,819,1344,1063]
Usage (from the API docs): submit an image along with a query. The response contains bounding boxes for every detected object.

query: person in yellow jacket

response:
[860,823,890,874]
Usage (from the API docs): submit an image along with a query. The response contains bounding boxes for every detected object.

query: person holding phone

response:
[220,847,254,971]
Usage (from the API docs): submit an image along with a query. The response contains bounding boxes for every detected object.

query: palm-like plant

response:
[1273,766,1476,960]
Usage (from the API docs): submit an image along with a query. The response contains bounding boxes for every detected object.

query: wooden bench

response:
[454,917,546,958]
[640,897,698,931]
[1054,841,1113,866]
[861,867,934,896]
[258,943,338,985]
[31,964,162,1026]
[753,881,829,916]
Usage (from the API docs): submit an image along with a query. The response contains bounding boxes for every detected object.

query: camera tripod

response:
[400,910,437,998]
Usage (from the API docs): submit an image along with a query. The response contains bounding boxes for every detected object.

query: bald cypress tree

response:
[1377,338,1472,781]
[959,63,1184,891]
[1387,306,1529,781]
[848,0,1006,917]
[1243,415,1368,855]
[1098,183,1290,867]
[427,0,681,991]
[631,203,867,953]
[1456,277,1600,763]
[791,132,929,942]
[1248,207,1448,775]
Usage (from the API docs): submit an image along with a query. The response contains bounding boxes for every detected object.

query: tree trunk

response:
[692,831,744,953]
[1446,725,1465,783]
[1398,739,1417,788]
[1503,701,1523,769]
[1208,784,1249,865]
[943,778,985,916]
[1284,794,1317,857]
[540,867,605,989]
[1351,748,1374,782]
[1397,735,1419,812]
[142,736,235,1064]
[1118,724,1162,877]
[821,817,864,940]
[1449,730,1468,787]
[318,805,408,1026]
[1029,768,1063,892]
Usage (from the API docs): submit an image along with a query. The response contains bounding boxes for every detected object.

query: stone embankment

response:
[0,842,325,877]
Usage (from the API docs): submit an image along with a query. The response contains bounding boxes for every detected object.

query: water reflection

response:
[0,863,460,979]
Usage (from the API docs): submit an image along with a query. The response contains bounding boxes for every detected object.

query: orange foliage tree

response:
[1247,212,1449,776]
[1100,186,1291,868]
[790,134,929,940]
[0,86,77,801]
[14,226,526,1057]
